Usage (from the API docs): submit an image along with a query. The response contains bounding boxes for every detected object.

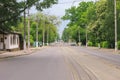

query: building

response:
[0,30,23,51]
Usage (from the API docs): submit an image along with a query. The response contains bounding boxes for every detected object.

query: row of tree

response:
[62,0,120,48]
[11,13,60,46]
[0,0,60,47]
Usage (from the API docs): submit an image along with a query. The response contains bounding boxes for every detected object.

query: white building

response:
[0,31,21,50]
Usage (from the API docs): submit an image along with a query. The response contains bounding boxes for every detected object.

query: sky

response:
[29,0,95,37]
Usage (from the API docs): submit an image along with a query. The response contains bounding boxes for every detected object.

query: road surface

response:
[0,46,120,80]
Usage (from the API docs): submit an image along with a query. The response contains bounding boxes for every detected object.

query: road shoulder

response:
[0,47,45,60]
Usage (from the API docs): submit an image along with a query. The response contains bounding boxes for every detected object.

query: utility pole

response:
[114,0,117,51]
[27,8,30,49]
[79,31,80,43]
[78,27,81,46]
[72,0,75,6]
[23,0,26,50]
[46,16,50,46]
[36,15,39,47]
[46,17,48,46]
[86,26,88,47]
[47,26,50,46]
[47,26,48,46]
[42,18,45,46]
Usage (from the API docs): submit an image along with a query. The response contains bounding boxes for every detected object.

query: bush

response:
[87,41,93,46]
[95,43,99,47]
[101,41,109,48]
[118,41,120,49]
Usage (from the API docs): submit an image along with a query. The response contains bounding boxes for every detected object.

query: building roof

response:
[0,29,21,34]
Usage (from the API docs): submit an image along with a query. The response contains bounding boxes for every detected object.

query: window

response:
[17,37,19,44]
[13,35,16,45]
[0,38,3,42]
[11,36,12,45]
[5,37,7,39]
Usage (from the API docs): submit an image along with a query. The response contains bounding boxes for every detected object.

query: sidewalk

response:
[0,47,45,59]
[86,46,120,54]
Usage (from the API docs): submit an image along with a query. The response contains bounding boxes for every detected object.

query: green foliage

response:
[62,25,85,44]
[30,13,59,45]
[30,35,34,45]
[87,41,93,46]
[12,13,60,46]
[62,2,94,27]
[101,41,109,48]
[62,2,94,44]
[88,0,120,48]
[0,0,58,31]
[118,41,120,49]
[62,0,120,49]
[95,43,99,47]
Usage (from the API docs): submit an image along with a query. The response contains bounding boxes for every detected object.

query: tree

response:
[0,0,58,31]
[62,0,120,48]
[12,12,60,46]
[88,0,120,48]
[62,1,95,44]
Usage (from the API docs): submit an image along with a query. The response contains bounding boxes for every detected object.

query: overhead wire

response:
[56,0,82,5]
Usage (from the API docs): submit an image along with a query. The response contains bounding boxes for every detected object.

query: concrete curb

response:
[0,47,45,60]
[0,50,34,60]
[85,46,120,54]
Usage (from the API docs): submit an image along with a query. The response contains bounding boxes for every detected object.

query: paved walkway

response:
[0,47,45,59]
[86,46,120,54]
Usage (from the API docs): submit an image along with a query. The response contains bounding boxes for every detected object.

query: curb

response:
[0,50,34,60]
[86,46,120,54]
[0,47,45,60]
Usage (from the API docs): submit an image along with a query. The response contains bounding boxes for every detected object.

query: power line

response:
[57,0,82,5]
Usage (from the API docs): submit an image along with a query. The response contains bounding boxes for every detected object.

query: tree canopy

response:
[12,12,60,45]
[0,0,58,31]
[62,0,120,48]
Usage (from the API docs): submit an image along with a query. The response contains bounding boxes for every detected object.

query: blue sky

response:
[30,0,95,37]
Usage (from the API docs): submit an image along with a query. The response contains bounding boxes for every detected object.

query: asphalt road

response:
[0,46,120,80]
[72,47,120,66]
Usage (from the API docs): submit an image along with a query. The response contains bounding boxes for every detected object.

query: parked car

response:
[38,42,43,47]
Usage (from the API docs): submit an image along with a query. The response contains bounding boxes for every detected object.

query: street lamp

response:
[114,0,117,51]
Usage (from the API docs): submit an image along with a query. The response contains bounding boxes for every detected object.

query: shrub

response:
[118,41,120,49]
[101,41,109,48]
[87,41,93,46]
[95,43,99,47]
[95,43,101,48]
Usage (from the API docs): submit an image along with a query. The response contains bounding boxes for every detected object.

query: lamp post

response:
[114,0,117,51]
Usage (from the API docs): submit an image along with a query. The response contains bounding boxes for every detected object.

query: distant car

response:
[38,42,43,47]
[33,41,42,47]
[70,43,76,46]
